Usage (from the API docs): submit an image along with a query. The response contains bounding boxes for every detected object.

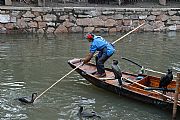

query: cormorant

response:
[77,106,101,119]
[17,93,37,104]
[111,60,122,85]
[159,69,173,89]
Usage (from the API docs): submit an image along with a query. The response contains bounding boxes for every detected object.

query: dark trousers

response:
[95,52,112,74]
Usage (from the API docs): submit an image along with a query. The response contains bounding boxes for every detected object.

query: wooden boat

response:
[68,58,180,111]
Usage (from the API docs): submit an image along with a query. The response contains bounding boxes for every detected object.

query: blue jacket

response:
[89,35,115,56]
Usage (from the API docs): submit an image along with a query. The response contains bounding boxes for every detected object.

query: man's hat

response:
[86,33,93,39]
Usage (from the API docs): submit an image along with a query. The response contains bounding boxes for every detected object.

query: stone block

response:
[38,22,47,28]
[17,18,27,28]
[0,23,4,28]
[4,23,14,29]
[84,27,94,33]
[28,21,38,28]
[76,18,92,26]
[109,27,117,33]
[151,11,161,15]
[139,15,147,20]
[104,19,116,27]
[55,25,68,33]
[23,11,35,18]
[168,11,177,16]
[37,28,45,33]
[176,25,180,30]
[59,15,69,21]
[0,14,10,23]
[46,27,55,33]
[94,27,108,33]
[143,24,154,31]
[34,16,42,22]
[69,26,83,33]
[113,14,123,20]
[130,15,139,20]
[168,25,177,31]
[123,20,132,26]
[171,15,180,21]
[156,14,169,21]
[0,27,6,33]
[92,17,104,27]
[147,15,156,21]
[43,14,57,21]
[63,20,74,28]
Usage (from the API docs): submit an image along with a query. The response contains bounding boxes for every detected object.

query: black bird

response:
[111,60,122,85]
[77,106,101,119]
[159,69,173,89]
[17,93,37,104]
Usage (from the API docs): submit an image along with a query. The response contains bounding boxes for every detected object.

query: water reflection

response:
[0,32,179,119]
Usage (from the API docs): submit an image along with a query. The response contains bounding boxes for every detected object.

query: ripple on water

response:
[0,81,25,90]
[172,62,180,72]
[1,113,28,120]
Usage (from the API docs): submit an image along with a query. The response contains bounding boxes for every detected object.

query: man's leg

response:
[96,53,111,75]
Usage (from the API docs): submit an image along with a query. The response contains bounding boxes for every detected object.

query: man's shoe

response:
[95,73,106,77]
[92,71,98,75]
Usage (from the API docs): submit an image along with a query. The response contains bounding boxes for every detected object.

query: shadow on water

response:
[0,32,180,119]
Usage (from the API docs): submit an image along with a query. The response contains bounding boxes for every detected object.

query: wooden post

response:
[118,0,121,5]
[159,0,166,5]
[5,0,12,5]
[172,73,180,120]
[43,0,45,7]
[38,0,45,7]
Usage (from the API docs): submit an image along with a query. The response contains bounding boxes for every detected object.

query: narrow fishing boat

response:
[68,58,180,111]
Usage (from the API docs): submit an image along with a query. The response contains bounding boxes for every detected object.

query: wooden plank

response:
[123,77,180,104]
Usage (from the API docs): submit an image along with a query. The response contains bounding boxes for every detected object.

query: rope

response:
[34,63,83,101]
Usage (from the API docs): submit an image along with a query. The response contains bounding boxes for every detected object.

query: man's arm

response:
[82,52,94,64]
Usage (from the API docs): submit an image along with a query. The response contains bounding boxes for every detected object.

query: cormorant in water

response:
[159,69,173,91]
[17,93,37,104]
[111,60,122,85]
[77,106,101,119]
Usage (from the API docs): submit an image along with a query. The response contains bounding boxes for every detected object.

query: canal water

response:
[0,32,179,120]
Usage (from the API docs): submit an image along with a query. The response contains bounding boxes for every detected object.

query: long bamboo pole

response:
[121,57,178,78]
[172,73,180,120]
[34,63,83,102]
[111,23,145,45]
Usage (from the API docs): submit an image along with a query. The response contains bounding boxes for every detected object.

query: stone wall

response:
[0,6,180,34]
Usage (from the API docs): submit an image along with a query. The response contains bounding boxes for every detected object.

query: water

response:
[0,32,179,120]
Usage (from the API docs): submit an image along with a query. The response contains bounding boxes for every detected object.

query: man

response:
[81,33,115,77]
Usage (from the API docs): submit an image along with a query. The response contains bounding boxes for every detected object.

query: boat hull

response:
[68,58,180,111]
